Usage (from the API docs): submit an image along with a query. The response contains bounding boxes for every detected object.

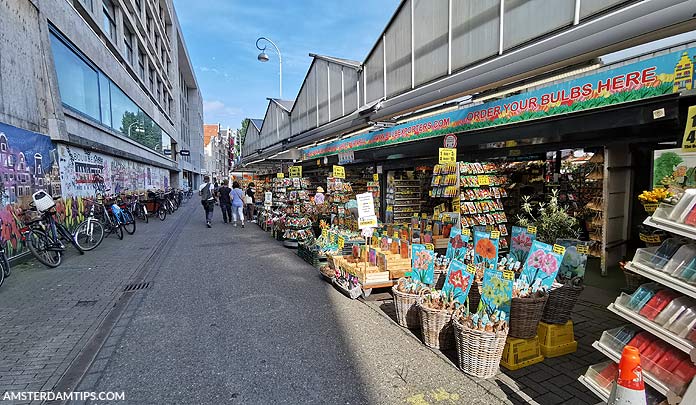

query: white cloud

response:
[203,100,243,123]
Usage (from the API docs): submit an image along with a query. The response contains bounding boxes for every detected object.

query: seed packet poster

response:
[445,227,469,262]
[555,238,588,280]
[478,268,514,321]
[411,244,435,284]
[509,226,535,263]
[442,259,475,305]
[473,230,499,271]
[519,241,563,292]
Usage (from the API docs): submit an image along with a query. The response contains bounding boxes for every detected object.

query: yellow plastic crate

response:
[500,336,544,370]
[540,340,578,358]
[537,320,575,347]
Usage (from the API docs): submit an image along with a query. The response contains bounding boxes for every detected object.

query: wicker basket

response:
[453,318,508,379]
[541,278,583,324]
[623,269,647,293]
[509,294,548,339]
[417,299,454,350]
[392,286,422,329]
[468,281,481,313]
[433,269,447,289]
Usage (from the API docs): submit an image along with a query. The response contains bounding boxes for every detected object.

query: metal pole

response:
[256,37,283,98]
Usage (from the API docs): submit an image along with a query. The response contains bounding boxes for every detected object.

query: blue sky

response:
[173,0,400,130]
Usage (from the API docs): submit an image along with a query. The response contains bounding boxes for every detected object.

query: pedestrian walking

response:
[245,183,256,223]
[199,175,216,228]
[231,181,245,228]
[218,180,232,224]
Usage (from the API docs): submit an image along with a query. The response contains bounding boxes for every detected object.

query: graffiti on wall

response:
[58,144,169,198]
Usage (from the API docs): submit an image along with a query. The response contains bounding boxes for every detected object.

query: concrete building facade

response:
[0,0,203,197]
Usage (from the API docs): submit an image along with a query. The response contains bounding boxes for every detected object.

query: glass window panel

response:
[109,82,140,136]
[49,33,100,120]
[98,73,111,127]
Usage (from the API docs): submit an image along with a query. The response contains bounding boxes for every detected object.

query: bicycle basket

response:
[32,190,55,213]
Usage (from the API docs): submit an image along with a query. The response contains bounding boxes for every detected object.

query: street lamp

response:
[256,37,282,98]
[127,121,144,137]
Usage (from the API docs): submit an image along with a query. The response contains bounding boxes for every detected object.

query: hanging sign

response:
[277,173,284,178]
[289,166,302,178]
[356,192,376,218]
[264,192,272,204]
[338,150,355,164]
[333,165,346,179]
[682,105,696,152]
[443,134,457,148]
[439,148,457,164]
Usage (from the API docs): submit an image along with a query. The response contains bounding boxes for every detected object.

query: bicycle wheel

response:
[58,224,84,254]
[0,260,4,288]
[0,251,9,278]
[74,219,104,251]
[122,210,136,235]
[140,205,149,223]
[158,206,167,221]
[27,230,62,268]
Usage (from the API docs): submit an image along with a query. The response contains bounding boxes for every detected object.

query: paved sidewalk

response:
[0,203,193,400]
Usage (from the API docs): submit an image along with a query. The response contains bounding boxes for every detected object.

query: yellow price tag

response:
[683,105,696,152]
[439,148,457,164]
[527,226,537,235]
[502,270,515,281]
[462,228,471,237]
[338,236,345,249]
[452,197,460,213]
[477,175,490,186]
[393,232,399,239]
[421,213,428,219]
[277,172,285,178]
[553,244,566,255]
[373,173,379,181]
[413,213,419,218]
[466,264,477,275]
[322,229,328,239]
[333,165,346,179]
[490,230,500,239]
[330,233,336,243]
[576,244,589,254]
[289,166,302,178]
[425,243,434,251]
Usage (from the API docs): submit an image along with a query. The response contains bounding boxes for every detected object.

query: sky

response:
[173,0,400,131]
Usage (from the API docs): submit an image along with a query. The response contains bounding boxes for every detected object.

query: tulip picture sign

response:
[442,259,475,305]
[445,227,469,262]
[411,244,435,284]
[473,230,499,271]
[518,241,564,293]
[508,226,536,263]
[478,268,514,321]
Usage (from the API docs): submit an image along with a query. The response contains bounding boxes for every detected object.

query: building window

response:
[149,68,154,92]
[137,50,145,80]
[49,30,100,120]
[156,79,161,104]
[102,0,117,42]
[124,25,134,64]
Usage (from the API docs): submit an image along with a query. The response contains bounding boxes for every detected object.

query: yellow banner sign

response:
[682,105,696,152]
[289,166,302,178]
[439,148,457,164]
[333,165,346,179]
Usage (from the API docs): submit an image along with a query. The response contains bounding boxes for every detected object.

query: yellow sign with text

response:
[490,230,500,240]
[333,165,346,179]
[277,173,284,178]
[289,166,302,178]
[425,243,434,251]
[576,244,589,254]
[452,197,461,213]
[338,236,345,250]
[322,229,328,239]
[373,173,379,181]
[527,226,537,235]
[682,106,696,152]
[477,175,490,186]
[439,148,457,164]
[553,244,566,256]
[358,216,378,229]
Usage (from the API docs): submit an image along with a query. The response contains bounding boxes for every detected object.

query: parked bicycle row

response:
[0,188,191,288]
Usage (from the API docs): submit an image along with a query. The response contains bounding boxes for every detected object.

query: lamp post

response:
[127,121,144,137]
[256,37,282,98]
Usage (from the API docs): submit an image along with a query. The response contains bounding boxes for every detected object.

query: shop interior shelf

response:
[625,261,696,300]
[644,216,696,240]
[607,302,696,362]
[592,340,681,403]
[577,375,609,403]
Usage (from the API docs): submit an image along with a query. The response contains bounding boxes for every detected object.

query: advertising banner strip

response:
[303,47,691,160]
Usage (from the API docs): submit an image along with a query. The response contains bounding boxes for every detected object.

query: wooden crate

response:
[432,236,450,250]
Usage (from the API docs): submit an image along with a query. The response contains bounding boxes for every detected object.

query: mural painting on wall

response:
[58,144,169,198]
[0,122,62,258]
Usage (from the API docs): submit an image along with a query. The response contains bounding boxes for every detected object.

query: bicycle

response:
[22,195,84,268]
[0,243,10,288]
[73,199,105,251]
[115,195,136,235]
[146,190,168,221]
[127,192,149,223]
[93,194,124,240]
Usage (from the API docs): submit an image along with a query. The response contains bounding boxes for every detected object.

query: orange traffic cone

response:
[608,345,647,405]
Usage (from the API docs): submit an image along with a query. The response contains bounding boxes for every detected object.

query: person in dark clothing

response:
[245,182,256,223]
[198,175,215,228]
[218,180,232,223]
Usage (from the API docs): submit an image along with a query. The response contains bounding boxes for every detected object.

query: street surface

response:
[1,202,515,404]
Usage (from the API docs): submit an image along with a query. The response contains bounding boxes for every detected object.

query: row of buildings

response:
[1,0,205,203]
[203,123,237,182]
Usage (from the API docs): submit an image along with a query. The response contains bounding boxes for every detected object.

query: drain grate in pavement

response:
[123,282,150,292]
[75,300,98,307]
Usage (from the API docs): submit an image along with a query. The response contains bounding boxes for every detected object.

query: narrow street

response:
[1,203,514,404]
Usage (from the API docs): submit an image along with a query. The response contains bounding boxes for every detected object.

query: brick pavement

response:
[363,288,625,405]
[0,203,193,402]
